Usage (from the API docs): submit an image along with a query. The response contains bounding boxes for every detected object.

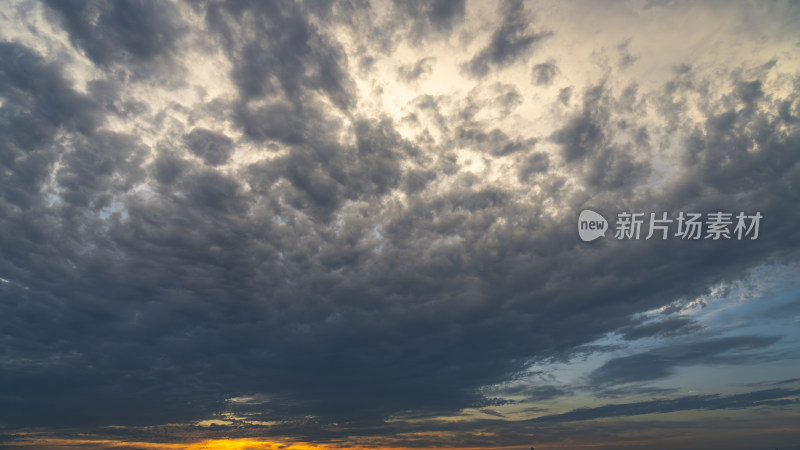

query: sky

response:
[1,0,800,449]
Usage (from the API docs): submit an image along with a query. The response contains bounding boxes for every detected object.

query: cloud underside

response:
[1,0,800,446]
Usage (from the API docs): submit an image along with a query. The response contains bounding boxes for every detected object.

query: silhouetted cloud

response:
[183,128,235,166]
[531,388,800,423]
[590,336,780,385]
[1,1,799,448]
[461,1,552,78]
[44,0,185,78]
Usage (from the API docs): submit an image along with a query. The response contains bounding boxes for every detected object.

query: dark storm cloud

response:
[234,100,318,145]
[531,60,558,85]
[552,84,607,162]
[393,0,465,44]
[2,0,800,445]
[43,0,185,78]
[217,62,800,433]
[517,152,550,181]
[246,117,408,218]
[462,0,552,78]
[204,0,355,111]
[0,36,209,428]
[56,132,148,209]
[152,147,189,185]
[590,336,780,385]
[1,52,798,436]
[0,41,102,211]
[184,128,234,166]
[551,82,650,192]
[0,42,101,138]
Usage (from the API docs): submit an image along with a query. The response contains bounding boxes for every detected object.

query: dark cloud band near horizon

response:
[1,1,800,448]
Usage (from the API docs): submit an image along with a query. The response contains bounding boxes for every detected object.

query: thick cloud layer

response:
[1,0,799,448]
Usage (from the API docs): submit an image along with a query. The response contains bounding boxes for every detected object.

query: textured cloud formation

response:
[1,1,800,448]
[531,60,557,85]
[461,0,552,77]
[589,336,780,385]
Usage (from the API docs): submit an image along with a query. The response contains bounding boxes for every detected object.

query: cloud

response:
[517,152,550,181]
[488,383,570,402]
[57,132,148,209]
[43,0,185,79]
[616,38,637,69]
[456,127,537,156]
[461,0,552,78]
[530,387,800,423]
[184,128,234,166]
[393,0,465,44]
[0,42,101,137]
[551,82,650,191]
[617,316,703,341]
[590,336,780,385]
[0,1,799,447]
[397,57,436,83]
[204,0,356,111]
[531,60,558,85]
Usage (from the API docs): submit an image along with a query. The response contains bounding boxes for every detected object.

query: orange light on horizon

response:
[2,437,346,450]
[0,437,537,450]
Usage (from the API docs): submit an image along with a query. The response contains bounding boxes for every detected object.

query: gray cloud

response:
[590,336,780,385]
[456,127,537,156]
[531,60,558,85]
[558,86,572,105]
[551,82,650,192]
[393,0,465,44]
[3,37,799,434]
[184,128,234,166]
[531,387,800,423]
[0,1,799,447]
[44,0,185,79]
[518,152,550,181]
[617,316,703,341]
[489,383,570,402]
[616,38,637,69]
[398,57,436,83]
[204,0,356,117]
[461,0,552,78]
